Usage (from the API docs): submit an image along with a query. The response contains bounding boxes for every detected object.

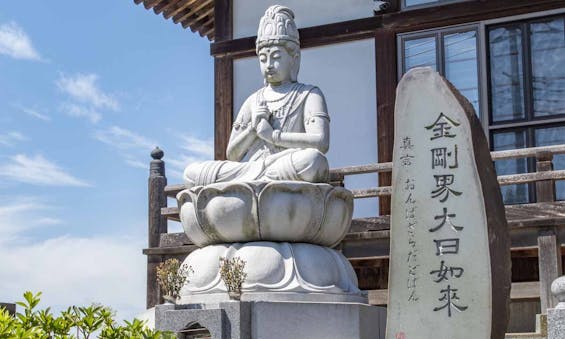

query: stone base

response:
[179,242,365,304]
[155,301,385,339]
[548,308,565,339]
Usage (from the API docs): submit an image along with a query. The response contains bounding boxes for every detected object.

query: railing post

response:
[535,151,562,313]
[536,151,555,202]
[147,147,167,309]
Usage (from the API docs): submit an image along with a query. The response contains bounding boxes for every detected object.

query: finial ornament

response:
[256,5,299,52]
[151,146,164,160]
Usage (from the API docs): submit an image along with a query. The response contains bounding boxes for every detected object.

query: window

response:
[403,0,466,10]
[400,27,481,116]
[488,15,565,203]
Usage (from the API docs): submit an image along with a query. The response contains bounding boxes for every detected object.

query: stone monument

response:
[548,275,565,339]
[386,68,511,338]
[154,6,385,338]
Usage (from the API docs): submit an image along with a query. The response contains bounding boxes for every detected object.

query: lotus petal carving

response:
[178,242,364,304]
[177,181,353,247]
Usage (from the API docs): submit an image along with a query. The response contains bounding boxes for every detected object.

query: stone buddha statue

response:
[183,5,330,187]
[177,6,361,303]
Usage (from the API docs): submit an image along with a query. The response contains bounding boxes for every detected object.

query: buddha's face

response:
[258,45,295,85]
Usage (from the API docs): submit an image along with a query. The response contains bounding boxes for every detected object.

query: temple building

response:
[135,0,565,336]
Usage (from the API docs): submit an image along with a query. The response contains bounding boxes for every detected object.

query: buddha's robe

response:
[183,83,329,187]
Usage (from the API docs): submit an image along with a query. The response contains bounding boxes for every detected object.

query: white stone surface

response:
[387,68,493,338]
[233,0,375,39]
[548,307,565,339]
[551,275,565,309]
[251,301,385,339]
[178,242,364,304]
[183,6,332,188]
[155,301,385,339]
[177,181,353,247]
[233,39,378,217]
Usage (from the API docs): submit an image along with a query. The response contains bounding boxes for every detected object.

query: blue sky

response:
[0,1,214,320]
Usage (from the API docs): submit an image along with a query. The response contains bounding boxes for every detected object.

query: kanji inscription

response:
[387,68,510,339]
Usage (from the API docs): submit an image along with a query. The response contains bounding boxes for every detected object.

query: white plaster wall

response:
[233,39,378,216]
[233,0,375,39]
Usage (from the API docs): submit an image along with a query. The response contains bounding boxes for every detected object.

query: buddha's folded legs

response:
[183,148,329,187]
[262,148,329,183]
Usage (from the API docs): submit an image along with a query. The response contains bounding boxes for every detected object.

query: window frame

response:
[396,9,565,204]
[401,0,469,11]
[486,14,565,129]
[485,13,565,203]
[398,24,483,120]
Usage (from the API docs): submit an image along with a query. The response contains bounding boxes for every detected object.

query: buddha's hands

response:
[256,119,274,143]
[251,103,271,129]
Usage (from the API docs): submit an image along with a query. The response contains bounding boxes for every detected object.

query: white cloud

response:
[124,159,148,169]
[56,73,119,111]
[0,235,146,322]
[0,131,26,146]
[94,126,156,170]
[93,127,214,179]
[94,126,155,151]
[16,105,51,121]
[0,154,90,187]
[179,135,214,158]
[0,197,146,320]
[0,22,41,61]
[166,134,214,180]
[60,102,102,124]
[166,154,209,180]
[0,197,60,242]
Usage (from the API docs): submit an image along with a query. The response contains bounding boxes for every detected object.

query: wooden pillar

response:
[375,29,397,215]
[535,151,562,313]
[213,0,233,161]
[147,147,167,309]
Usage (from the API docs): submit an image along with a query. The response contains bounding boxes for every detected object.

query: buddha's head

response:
[256,5,300,85]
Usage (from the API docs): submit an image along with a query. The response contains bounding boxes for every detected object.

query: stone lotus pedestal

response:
[176,181,365,303]
[154,180,386,339]
[179,241,364,304]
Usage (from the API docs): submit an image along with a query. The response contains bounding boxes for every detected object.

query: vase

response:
[228,291,241,301]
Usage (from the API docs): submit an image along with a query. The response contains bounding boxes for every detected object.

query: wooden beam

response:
[375,29,397,215]
[366,281,541,306]
[537,228,562,313]
[182,6,214,29]
[164,0,198,20]
[195,16,215,37]
[385,0,564,33]
[143,0,164,10]
[161,200,565,227]
[199,15,214,36]
[210,0,565,58]
[143,245,198,255]
[213,0,232,160]
[173,0,212,24]
[204,26,215,40]
[211,16,379,58]
[153,0,173,14]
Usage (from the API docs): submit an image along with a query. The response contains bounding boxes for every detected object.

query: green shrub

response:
[0,291,174,339]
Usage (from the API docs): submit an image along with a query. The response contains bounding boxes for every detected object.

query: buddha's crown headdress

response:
[256,5,299,52]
